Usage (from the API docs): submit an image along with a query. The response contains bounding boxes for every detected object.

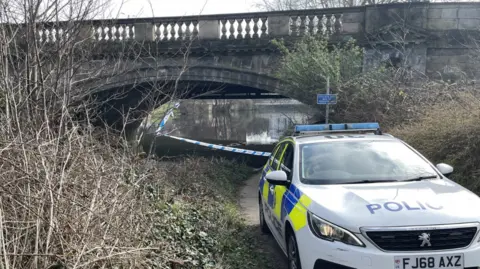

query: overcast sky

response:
[111,0,261,18]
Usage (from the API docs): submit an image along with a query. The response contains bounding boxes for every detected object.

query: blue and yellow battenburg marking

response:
[259,139,313,232]
[259,174,313,231]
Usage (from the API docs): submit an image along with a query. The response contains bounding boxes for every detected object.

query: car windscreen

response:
[299,140,439,184]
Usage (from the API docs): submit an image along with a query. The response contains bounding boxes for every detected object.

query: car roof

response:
[284,133,399,145]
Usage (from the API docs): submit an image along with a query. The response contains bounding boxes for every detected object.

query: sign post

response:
[316,76,337,124]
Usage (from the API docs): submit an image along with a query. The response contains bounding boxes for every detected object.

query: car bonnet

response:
[299,179,480,233]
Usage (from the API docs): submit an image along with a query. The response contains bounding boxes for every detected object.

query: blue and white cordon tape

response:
[164,134,272,157]
[155,102,272,157]
[155,102,180,135]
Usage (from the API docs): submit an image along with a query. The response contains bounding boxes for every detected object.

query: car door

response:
[272,141,295,245]
[260,142,286,235]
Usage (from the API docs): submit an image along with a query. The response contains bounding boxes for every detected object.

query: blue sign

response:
[317,94,337,105]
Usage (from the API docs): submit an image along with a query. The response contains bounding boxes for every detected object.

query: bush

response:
[0,122,266,269]
[272,36,459,128]
[390,90,480,194]
[272,36,363,107]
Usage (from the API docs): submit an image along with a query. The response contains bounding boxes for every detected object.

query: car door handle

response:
[269,185,275,194]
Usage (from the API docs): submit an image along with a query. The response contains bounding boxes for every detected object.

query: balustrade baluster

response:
[334,14,342,33]
[178,22,185,40]
[41,28,47,42]
[153,23,160,40]
[101,26,107,41]
[245,18,251,39]
[237,19,245,39]
[108,26,113,41]
[128,25,134,39]
[299,16,307,36]
[260,17,267,37]
[220,19,227,39]
[94,26,100,40]
[48,29,54,43]
[185,21,192,39]
[308,15,315,35]
[229,19,236,39]
[54,27,60,42]
[161,23,168,41]
[170,23,176,41]
[252,17,259,38]
[192,21,199,38]
[325,14,332,36]
[114,25,121,41]
[317,15,324,35]
[121,25,127,40]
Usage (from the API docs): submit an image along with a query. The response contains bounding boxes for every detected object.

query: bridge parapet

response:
[33,6,368,44]
[9,2,480,46]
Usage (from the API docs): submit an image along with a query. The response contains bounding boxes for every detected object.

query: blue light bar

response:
[294,122,380,133]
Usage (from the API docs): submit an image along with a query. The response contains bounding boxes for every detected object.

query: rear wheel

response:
[259,197,270,234]
[287,232,302,269]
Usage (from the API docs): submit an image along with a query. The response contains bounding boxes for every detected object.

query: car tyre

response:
[259,197,270,234]
[287,232,302,269]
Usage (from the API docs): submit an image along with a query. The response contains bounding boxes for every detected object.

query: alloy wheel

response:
[288,233,301,269]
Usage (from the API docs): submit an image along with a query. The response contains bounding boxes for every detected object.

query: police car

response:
[258,122,480,269]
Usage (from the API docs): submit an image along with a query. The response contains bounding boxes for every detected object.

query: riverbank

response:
[0,137,285,269]
[146,157,274,269]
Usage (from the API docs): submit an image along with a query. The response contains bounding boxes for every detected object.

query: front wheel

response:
[259,197,270,234]
[287,232,302,269]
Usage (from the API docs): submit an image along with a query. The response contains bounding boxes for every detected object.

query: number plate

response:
[394,254,464,269]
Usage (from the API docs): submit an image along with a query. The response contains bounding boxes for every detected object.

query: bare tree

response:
[0,0,222,267]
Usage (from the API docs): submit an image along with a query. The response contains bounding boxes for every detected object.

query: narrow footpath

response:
[239,173,288,269]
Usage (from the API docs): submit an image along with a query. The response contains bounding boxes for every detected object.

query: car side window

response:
[281,143,294,180]
[268,143,283,168]
[272,143,286,170]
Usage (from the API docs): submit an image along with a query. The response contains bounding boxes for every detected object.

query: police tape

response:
[155,102,272,157]
[163,134,272,157]
[155,102,180,135]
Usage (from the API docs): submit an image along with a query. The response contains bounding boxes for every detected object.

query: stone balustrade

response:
[23,2,480,45]
[32,6,366,44]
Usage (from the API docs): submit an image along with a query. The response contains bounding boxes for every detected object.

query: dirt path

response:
[239,172,288,269]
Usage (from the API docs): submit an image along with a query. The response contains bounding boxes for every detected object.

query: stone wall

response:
[361,2,480,79]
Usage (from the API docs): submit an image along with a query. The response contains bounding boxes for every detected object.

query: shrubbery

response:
[391,91,480,194]
[0,125,268,269]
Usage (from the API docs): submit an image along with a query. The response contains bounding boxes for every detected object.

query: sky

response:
[111,0,261,18]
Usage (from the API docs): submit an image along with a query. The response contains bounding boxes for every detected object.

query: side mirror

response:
[436,163,454,176]
[265,170,289,186]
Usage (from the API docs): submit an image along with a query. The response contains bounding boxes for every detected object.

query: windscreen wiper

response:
[402,175,438,182]
[344,179,399,184]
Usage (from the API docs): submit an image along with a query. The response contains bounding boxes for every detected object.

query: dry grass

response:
[0,119,263,269]
[390,90,480,193]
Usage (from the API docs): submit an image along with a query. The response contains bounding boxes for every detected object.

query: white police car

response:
[258,122,480,269]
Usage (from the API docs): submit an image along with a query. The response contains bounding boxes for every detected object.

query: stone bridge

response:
[29,2,480,127]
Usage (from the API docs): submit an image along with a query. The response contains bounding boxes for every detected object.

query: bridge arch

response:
[90,65,287,98]
[87,63,294,133]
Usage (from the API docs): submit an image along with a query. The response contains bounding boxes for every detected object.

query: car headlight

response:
[307,211,365,247]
